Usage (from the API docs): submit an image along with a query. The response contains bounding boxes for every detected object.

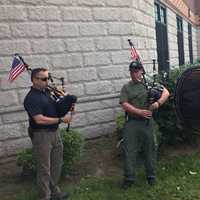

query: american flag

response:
[8,55,27,82]
[130,45,140,61]
[128,39,141,62]
[130,44,140,62]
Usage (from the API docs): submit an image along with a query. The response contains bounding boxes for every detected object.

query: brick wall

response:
[165,0,199,25]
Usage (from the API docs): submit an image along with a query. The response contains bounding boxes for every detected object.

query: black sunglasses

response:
[35,77,49,81]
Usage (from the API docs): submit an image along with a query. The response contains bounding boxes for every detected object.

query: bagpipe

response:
[47,73,77,118]
[14,54,77,130]
[128,39,164,105]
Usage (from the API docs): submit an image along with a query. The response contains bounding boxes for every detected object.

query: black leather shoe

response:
[147,177,156,186]
[50,192,69,200]
[121,180,135,190]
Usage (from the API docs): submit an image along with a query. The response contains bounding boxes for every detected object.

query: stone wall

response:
[0,0,157,163]
[192,25,198,60]
[167,8,179,66]
[0,0,199,164]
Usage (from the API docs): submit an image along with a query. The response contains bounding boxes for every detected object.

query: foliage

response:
[115,113,126,140]
[156,62,200,144]
[155,67,185,144]
[16,128,84,177]
[60,128,84,175]
[16,148,36,176]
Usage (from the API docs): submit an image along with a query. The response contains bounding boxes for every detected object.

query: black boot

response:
[50,192,69,200]
[147,177,156,186]
[121,180,135,190]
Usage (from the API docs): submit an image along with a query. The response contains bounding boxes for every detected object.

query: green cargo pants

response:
[122,118,158,181]
[31,129,63,200]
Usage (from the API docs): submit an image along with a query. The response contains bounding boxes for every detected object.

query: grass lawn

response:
[0,134,200,200]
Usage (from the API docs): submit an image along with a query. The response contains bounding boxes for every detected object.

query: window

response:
[160,7,166,24]
[155,1,169,73]
[188,23,193,64]
[177,15,185,66]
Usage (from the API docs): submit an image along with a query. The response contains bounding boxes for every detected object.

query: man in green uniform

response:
[119,61,169,189]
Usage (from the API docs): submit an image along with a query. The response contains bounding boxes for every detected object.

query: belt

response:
[28,127,58,133]
[28,127,58,139]
[127,116,146,121]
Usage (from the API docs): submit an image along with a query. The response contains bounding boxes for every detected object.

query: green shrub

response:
[115,113,125,140]
[60,128,84,175]
[16,148,36,176]
[156,63,200,144]
[16,128,84,177]
[155,68,182,144]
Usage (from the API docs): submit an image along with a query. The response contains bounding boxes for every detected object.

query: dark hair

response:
[31,68,48,81]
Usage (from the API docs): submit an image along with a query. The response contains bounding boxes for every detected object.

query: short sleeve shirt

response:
[24,87,59,129]
[119,80,148,118]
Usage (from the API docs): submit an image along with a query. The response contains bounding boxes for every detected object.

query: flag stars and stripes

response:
[8,55,26,82]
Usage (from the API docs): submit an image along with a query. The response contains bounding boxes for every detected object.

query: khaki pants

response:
[31,129,63,200]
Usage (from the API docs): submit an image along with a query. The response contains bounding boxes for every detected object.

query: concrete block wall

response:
[0,0,157,163]
[167,8,179,67]
[183,20,190,63]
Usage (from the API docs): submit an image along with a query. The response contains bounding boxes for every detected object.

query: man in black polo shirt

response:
[24,68,71,200]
